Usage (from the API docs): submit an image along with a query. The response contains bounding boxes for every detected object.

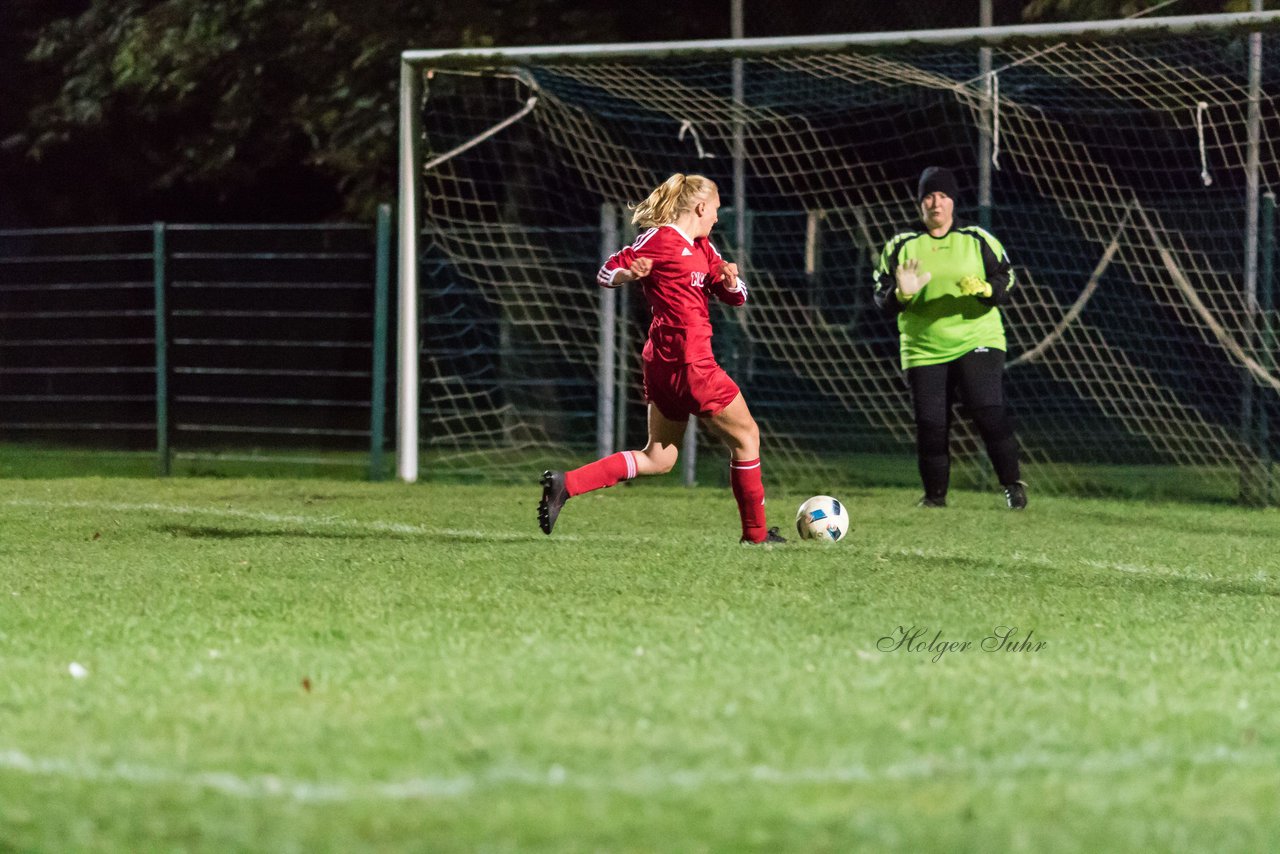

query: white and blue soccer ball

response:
[795,495,849,542]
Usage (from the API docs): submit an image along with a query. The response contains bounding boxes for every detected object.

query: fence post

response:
[1241,7,1264,504]
[974,0,995,517]
[614,207,632,454]
[152,222,171,476]
[370,204,392,481]
[1261,192,1276,504]
[598,204,619,459]
[978,0,994,234]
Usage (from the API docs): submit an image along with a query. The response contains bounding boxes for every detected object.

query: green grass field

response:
[2,471,1279,852]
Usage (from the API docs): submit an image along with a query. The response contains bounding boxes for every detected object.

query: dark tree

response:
[0,0,1241,225]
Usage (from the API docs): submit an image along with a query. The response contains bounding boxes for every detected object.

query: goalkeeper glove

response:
[958,275,993,297]
[894,259,931,302]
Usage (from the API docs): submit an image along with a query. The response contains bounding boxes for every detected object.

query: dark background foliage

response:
[0,0,1234,225]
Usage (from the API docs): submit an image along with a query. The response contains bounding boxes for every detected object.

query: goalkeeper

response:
[873,166,1027,510]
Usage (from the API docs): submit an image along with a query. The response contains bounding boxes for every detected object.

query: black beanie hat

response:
[917,167,959,203]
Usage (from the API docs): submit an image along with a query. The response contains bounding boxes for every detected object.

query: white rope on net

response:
[678,120,717,159]
[422,70,541,173]
[1009,205,1134,368]
[989,71,1001,171]
[1133,201,1280,394]
[1194,100,1214,187]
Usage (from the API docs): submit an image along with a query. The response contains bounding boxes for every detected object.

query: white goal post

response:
[397,11,1280,501]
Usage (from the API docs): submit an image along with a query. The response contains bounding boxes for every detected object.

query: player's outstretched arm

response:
[597,251,652,288]
[873,233,919,315]
[628,257,653,279]
[612,256,653,284]
[710,261,747,306]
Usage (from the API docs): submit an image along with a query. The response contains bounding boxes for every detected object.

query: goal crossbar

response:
[401,11,1280,67]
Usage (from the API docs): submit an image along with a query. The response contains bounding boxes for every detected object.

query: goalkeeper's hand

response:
[957,275,993,297]
[894,258,932,301]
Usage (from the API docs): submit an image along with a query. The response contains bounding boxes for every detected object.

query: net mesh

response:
[411,29,1280,501]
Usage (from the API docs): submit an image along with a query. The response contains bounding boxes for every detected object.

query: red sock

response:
[565,451,637,497]
[730,457,767,542]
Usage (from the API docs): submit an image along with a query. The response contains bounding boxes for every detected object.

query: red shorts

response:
[643,358,741,421]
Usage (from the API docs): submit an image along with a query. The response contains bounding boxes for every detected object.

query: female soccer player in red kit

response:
[539,173,784,544]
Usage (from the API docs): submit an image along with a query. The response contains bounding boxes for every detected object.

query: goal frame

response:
[397,10,1280,483]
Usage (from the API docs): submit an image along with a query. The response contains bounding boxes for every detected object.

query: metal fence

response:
[0,208,392,479]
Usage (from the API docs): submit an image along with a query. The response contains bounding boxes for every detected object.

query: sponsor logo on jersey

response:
[690,271,706,288]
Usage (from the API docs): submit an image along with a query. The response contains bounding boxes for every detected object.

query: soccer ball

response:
[795,495,850,542]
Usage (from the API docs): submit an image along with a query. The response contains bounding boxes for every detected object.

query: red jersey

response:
[596,224,748,364]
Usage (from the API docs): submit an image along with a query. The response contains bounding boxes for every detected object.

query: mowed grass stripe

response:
[1,497,576,541]
[2,742,1272,802]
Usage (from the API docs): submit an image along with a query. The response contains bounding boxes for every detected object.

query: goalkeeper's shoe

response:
[1003,481,1028,510]
[741,526,787,545]
[916,494,947,508]
[538,470,569,535]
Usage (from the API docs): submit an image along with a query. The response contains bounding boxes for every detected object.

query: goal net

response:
[400,13,1280,502]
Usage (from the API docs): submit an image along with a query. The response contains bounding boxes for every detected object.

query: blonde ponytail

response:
[631,173,716,228]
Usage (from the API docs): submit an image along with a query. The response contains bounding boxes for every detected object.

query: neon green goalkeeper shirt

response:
[873,224,1015,369]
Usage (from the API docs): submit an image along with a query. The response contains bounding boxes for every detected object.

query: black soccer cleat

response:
[1003,480,1028,510]
[742,526,787,545]
[916,494,947,508]
[538,470,569,535]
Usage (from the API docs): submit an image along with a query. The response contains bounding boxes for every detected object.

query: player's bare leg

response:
[702,393,759,461]
[703,394,783,544]
[540,405,685,535]
[631,404,685,475]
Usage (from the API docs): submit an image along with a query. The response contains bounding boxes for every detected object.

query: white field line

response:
[0,744,1270,803]
[0,498,574,542]
[889,546,1258,585]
